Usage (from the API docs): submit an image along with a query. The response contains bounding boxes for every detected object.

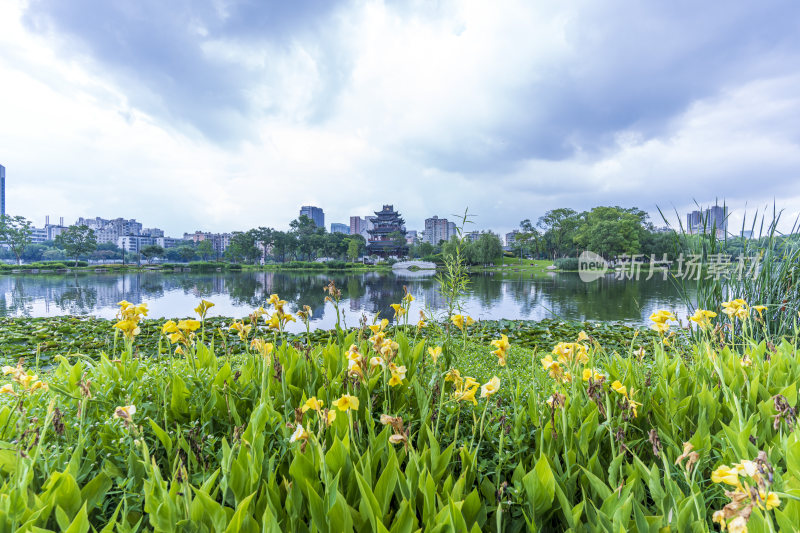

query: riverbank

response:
[0,260,393,275]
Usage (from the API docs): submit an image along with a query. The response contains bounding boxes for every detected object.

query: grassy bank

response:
[1,295,798,531]
[0,260,392,275]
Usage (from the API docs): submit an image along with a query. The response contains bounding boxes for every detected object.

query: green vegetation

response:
[1,294,798,531]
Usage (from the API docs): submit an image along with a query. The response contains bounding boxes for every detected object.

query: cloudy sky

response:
[1,0,799,236]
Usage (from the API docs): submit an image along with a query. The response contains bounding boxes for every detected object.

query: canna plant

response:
[0,298,798,531]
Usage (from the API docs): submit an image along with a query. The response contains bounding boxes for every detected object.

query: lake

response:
[0,270,694,332]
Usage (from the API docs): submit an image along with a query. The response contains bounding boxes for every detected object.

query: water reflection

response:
[0,271,693,332]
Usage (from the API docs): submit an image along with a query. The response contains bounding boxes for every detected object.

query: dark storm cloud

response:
[404,0,800,172]
[22,0,350,142]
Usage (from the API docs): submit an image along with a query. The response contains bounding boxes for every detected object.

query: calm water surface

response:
[0,270,694,332]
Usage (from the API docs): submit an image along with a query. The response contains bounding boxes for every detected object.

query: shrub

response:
[554,257,580,270]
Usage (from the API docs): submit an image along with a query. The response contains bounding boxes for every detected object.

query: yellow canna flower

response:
[444,368,463,386]
[368,319,389,334]
[490,334,510,356]
[390,303,406,317]
[177,319,201,332]
[577,331,589,342]
[721,299,749,320]
[250,338,274,357]
[332,394,359,411]
[650,310,676,323]
[175,346,184,355]
[29,380,48,392]
[161,320,178,334]
[582,368,603,382]
[758,490,780,511]
[465,316,476,327]
[113,405,136,422]
[326,410,337,425]
[290,423,309,443]
[0,384,15,395]
[388,364,407,386]
[369,356,385,368]
[480,376,500,398]
[689,309,717,328]
[611,380,628,398]
[301,397,324,413]
[402,292,414,303]
[552,342,589,365]
[113,319,141,340]
[229,321,252,341]
[752,305,767,318]
[428,346,442,364]
[267,294,281,306]
[451,314,465,330]
[453,383,478,405]
[194,300,215,318]
[711,465,741,486]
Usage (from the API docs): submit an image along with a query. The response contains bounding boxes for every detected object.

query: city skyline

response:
[1,1,800,236]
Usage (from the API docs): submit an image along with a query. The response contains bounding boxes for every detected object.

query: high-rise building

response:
[299,206,324,228]
[423,216,456,245]
[350,215,376,239]
[505,230,519,247]
[0,164,5,217]
[686,206,727,238]
[330,223,349,234]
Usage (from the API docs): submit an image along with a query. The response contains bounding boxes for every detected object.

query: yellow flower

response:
[451,314,465,330]
[297,305,313,322]
[194,299,215,319]
[113,405,136,422]
[390,303,406,317]
[689,309,717,328]
[611,380,628,397]
[0,384,15,395]
[758,490,780,511]
[229,321,252,341]
[267,294,281,306]
[453,383,478,405]
[113,319,141,340]
[177,319,201,332]
[650,310,676,323]
[161,320,178,334]
[650,321,671,334]
[175,346,184,355]
[29,380,48,392]
[465,316,475,327]
[389,433,408,445]
[491,334,510,366]
[712,510,725,527]
[332,394,359,411]
[290,423,309,443]
[541,355,569,381]
[722,299,749,320]
[301,397,324,413]
[326,410,337,425]
[752,305,767,318]
[552,342,589,365]
[250,338,274,357]
[577,331,589,342]
[368,319,389,334]
[480,376,500,398]
[266,313,281,330]
[428,346,442,364]
[711,465,741,486]
[582,368,603,382]
[741,355,752,367]
[403,292,414,303]
[388,364,407,387]
[444,368,463,386]
[369,356,385,368]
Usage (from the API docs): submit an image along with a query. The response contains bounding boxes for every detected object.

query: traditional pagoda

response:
[366,205,408,257]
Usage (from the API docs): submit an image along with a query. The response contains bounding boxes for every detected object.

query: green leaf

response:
[523,456,556,517]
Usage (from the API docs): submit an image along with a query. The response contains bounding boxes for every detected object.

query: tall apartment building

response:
[423,216,457,245]
[330,223,349,234]
[686,205,728,238]
[182,231,232,255]
[349,216,376,239]
[299,206,325,228]
[0,164,5,217]
[505,230,519,247]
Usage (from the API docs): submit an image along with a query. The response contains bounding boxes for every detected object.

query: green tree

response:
[251,227,275,264]
[537,208,580,259]
[140,244,166,263]
[347,238,360,262]
[196,240,214,261]
[177,245,197,262]
[290,215,324,260]
[0,215,33,265]
[55,225,98,266]
[573,206,649,259]
[226,231,260,264]
[474,232,503,265]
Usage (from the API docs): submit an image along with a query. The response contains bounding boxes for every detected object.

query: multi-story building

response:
[423,216,456,245]
[156,237,185,249]
[350,216,376,239]
[465,231,481,243]
[76,217,144,244]
[505,230,519,247]
[30,227,48,244]
[117,235,156,253]
[405,230,418,245]
[142,228,165,238]
[686,206,728,238]
[330,223,349,234]
[182,231,232,255]
[366,205,407,257]
[0,164,5,217]
[300,206,325,228]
